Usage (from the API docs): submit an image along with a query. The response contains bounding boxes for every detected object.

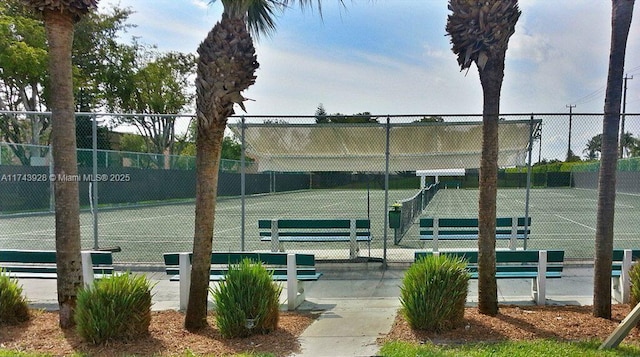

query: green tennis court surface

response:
[2,188,638,264]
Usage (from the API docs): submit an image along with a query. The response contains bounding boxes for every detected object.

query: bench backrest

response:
[258,219,371,237]
[612,249,640,270]
[0,249,114,274]
[419,217,531,236]
[163,252,317,278]
[414,250,564,275]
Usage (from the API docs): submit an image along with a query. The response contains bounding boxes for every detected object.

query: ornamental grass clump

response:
[75,273,153,344]
[211,258,282,338]
[400,254,469,332]
[0,268,30,325]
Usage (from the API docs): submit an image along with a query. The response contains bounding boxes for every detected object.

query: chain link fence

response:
[1,111,639,266]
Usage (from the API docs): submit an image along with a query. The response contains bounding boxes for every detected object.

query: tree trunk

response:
[593,0,635,319]
[44,9,83,329]
[184,123,225,331]
[477,55,505,316]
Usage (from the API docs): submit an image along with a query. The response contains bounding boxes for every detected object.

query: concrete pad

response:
[294,336,380,357]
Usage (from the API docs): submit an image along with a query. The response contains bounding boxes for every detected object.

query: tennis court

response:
[2,187,639,265]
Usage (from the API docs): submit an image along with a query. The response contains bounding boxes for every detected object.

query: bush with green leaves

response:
[400,254,470,332]
[211,258,283,338]
[75,273,153,344]
[0,268,30,325]
[629,261,640,306]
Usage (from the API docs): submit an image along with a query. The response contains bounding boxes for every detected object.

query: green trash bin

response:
[389,202,401,229]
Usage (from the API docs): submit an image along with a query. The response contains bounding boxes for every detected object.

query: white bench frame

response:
[1,250,110,288]
[172,252,305,311]
[612,249,636,304]
[264,219,371,259]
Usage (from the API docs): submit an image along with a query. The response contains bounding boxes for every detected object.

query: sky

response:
[100,0,640,160]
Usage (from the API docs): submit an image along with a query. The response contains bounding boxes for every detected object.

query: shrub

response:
[211,258,282,338]
[629,261,640,307]
[75,273,153,344]
[400,254,469,332]
[0,268,30,325]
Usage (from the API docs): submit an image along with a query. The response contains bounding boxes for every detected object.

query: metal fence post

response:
[383,116,390,268]
[92,114,99,250]
[241,116,246,251]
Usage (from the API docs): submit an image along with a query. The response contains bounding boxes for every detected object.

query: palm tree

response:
[186,0,340,331]
[22,0,98,328]
[620,131,637,158]
[446,0,520,316]
[593,0,634,320]
[583,134,602,160]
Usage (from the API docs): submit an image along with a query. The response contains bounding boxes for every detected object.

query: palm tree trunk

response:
[477,56,505,317]
[593,0,635,319]
[185,123,225,330]
[44,9,83,329]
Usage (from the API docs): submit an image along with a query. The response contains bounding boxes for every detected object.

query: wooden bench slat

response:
[164,251,321,311]
[258,218,372,258]
[419,217,531,251]
[0,249,115,283]
[414,249,564,305]
[259,219,370,229]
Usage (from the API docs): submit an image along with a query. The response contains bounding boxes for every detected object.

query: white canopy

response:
[230,120,540,173]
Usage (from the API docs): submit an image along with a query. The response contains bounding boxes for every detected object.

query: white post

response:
[535,250,547,305]
[349,219,358,259]
[81,251,94,288]
[287,253,297,311]
[179,253,191,310]
[622,249,632,304]
[271,219,279,252]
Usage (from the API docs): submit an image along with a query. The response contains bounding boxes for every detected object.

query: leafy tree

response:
[593,0,635,320]
[446,0,520,316]
[187,0,340,331]
[0,1,49,163]
[107,49,196,166]
[0,2,133,163]
[22,0,98,329]
[565,149,581,162]
[75,115,111,167]
[315,108,377,123]
[414,116,444,123]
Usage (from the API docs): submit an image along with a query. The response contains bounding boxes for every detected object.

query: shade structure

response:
[230,120,540,173]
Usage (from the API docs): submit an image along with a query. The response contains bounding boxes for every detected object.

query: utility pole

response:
[620,74,633,158]
[566,104,576,161]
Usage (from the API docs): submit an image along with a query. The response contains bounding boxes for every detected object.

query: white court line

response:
[585,199,634,208]
[554,214,596,231]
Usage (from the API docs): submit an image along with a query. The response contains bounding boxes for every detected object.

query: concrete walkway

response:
[18,263,596,357]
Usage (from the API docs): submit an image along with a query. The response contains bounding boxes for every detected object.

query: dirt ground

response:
[0,309,317,357]
[380,304,640,346]
[3,305,640,356]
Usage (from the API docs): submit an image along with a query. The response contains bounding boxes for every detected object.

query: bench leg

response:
[81,251,94,288]
[622,250,632,304]
[612,276,623,303]
[534,250,547,305]
[286,253,305,310]
[349,219,358,259]
[179,253,191,311]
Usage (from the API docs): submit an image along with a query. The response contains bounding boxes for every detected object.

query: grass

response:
[379,340,640,357]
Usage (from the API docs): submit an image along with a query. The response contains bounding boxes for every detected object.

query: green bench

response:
[611,249,640,303]
[0,249,115,287]
[414,249,565,305]
[258,219,372,259]
[163,252,322,310]
[419,217,531,251]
